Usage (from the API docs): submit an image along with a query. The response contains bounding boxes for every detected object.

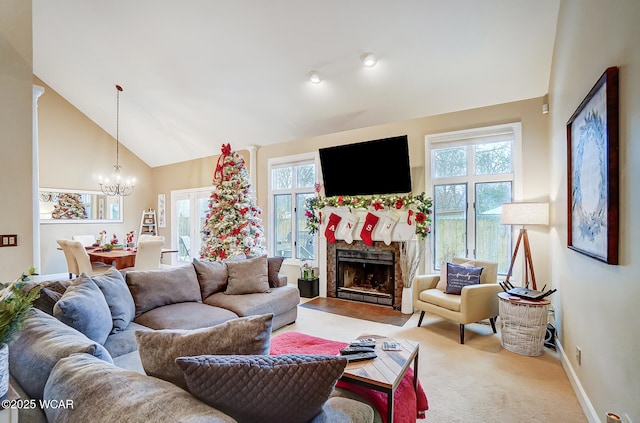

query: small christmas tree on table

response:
[200,143,266,261]
[51,193,87,219]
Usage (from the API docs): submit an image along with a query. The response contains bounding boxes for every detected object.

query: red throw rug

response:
[270,332,428,423]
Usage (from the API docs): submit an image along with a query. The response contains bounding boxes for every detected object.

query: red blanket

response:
[270,332,428,423]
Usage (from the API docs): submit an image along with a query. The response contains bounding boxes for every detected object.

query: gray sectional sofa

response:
[9,256,375,423]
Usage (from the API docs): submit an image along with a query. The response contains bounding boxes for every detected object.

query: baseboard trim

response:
[556,339,599,423]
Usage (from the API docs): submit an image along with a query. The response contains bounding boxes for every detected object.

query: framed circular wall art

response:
[566,66,619,265]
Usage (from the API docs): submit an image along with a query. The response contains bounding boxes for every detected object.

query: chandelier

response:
[99,84,135,196]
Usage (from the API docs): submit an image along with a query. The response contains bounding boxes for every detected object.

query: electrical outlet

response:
[576,346,582,365]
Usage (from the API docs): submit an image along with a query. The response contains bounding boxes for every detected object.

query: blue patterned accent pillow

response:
[445,263,483,295]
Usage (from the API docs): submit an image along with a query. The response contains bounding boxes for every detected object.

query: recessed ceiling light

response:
[361,52,377,67]
[307,71,321,84]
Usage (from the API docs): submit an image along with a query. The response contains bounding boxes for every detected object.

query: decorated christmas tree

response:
[51,193,87,220]
[200,144,266,261]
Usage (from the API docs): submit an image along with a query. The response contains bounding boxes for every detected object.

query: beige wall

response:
[548,0,640,421]
[35,77,156,275]
[256,96,551,282]
[0,0,33,281]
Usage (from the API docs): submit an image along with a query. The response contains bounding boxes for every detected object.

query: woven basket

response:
[499,298,548,356]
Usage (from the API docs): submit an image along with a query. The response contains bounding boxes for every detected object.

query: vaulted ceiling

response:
[33,0,560,167]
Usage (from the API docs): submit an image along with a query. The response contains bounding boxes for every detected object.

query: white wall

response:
[549,1,640,421]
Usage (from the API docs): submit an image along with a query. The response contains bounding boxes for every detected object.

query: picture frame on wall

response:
[158,194,166,228]
[566,66,619,265]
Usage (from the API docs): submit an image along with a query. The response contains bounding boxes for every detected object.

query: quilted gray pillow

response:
[225,255,270,295]
[176,354,347,423]
[53,273,113,344]
[135,313,273,389]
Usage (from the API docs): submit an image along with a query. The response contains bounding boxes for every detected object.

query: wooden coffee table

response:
[341,335,419,423]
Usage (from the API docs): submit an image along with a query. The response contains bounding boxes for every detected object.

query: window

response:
[269,155,318,261]
[426,123,522,274]
[171,188,211,264]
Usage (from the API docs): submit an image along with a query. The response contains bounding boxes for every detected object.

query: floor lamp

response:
[501,202,549,290]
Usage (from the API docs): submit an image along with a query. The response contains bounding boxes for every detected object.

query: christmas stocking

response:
[339,213,360,244]
[360,213,380,246]
[380,210,400,245]
[324,213,342,243]
[407,209,415,225]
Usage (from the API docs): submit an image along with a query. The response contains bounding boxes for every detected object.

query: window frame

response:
[425,122,523,274]
[267,152,320,265]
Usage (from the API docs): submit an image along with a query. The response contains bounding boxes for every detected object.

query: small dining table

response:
[88,248,178,270]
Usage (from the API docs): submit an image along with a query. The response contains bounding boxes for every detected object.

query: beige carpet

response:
[274,302,586,423]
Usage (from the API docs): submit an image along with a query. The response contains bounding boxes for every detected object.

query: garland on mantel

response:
[305,192,433,239]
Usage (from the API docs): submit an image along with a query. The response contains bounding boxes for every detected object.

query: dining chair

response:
[66,239,111,276]
[72,234,97,247]
[179,235,191,260]
[134,240,165,270]
[57,239,79,279]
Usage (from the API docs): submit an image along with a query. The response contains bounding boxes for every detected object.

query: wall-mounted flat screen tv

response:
[319,135,412,197]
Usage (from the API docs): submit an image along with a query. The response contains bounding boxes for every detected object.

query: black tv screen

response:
[319,135,412,197]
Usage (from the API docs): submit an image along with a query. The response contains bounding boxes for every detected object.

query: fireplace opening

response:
[336,249,395,306]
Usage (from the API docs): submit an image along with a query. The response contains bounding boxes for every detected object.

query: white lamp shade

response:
[501,202,549,226]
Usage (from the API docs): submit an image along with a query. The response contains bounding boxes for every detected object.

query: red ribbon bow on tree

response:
[214,143,233,182]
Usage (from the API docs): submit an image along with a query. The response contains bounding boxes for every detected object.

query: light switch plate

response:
[0,234,18,247]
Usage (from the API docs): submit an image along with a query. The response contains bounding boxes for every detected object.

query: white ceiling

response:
[33,0,560,168]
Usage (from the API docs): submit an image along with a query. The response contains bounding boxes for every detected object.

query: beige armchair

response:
[413,257,502,344]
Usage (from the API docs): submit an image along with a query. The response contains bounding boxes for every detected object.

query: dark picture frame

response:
[566,66,619,264]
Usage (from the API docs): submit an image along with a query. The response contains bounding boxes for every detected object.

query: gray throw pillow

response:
[177,354,347,423]
[91,267,135,333]
[126,265,202,316]
[192,258,228,298]
[9,309,113,400]
[445,263,483,295]
[225,255,270,295]
[27,279,70,316]
[135,313,273,389]
[267,256,285,288]
[53,273,113,344]
[33,286,64,316]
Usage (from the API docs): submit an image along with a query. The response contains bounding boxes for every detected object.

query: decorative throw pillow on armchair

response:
[437,260,474,290]
[444,262,484,295]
